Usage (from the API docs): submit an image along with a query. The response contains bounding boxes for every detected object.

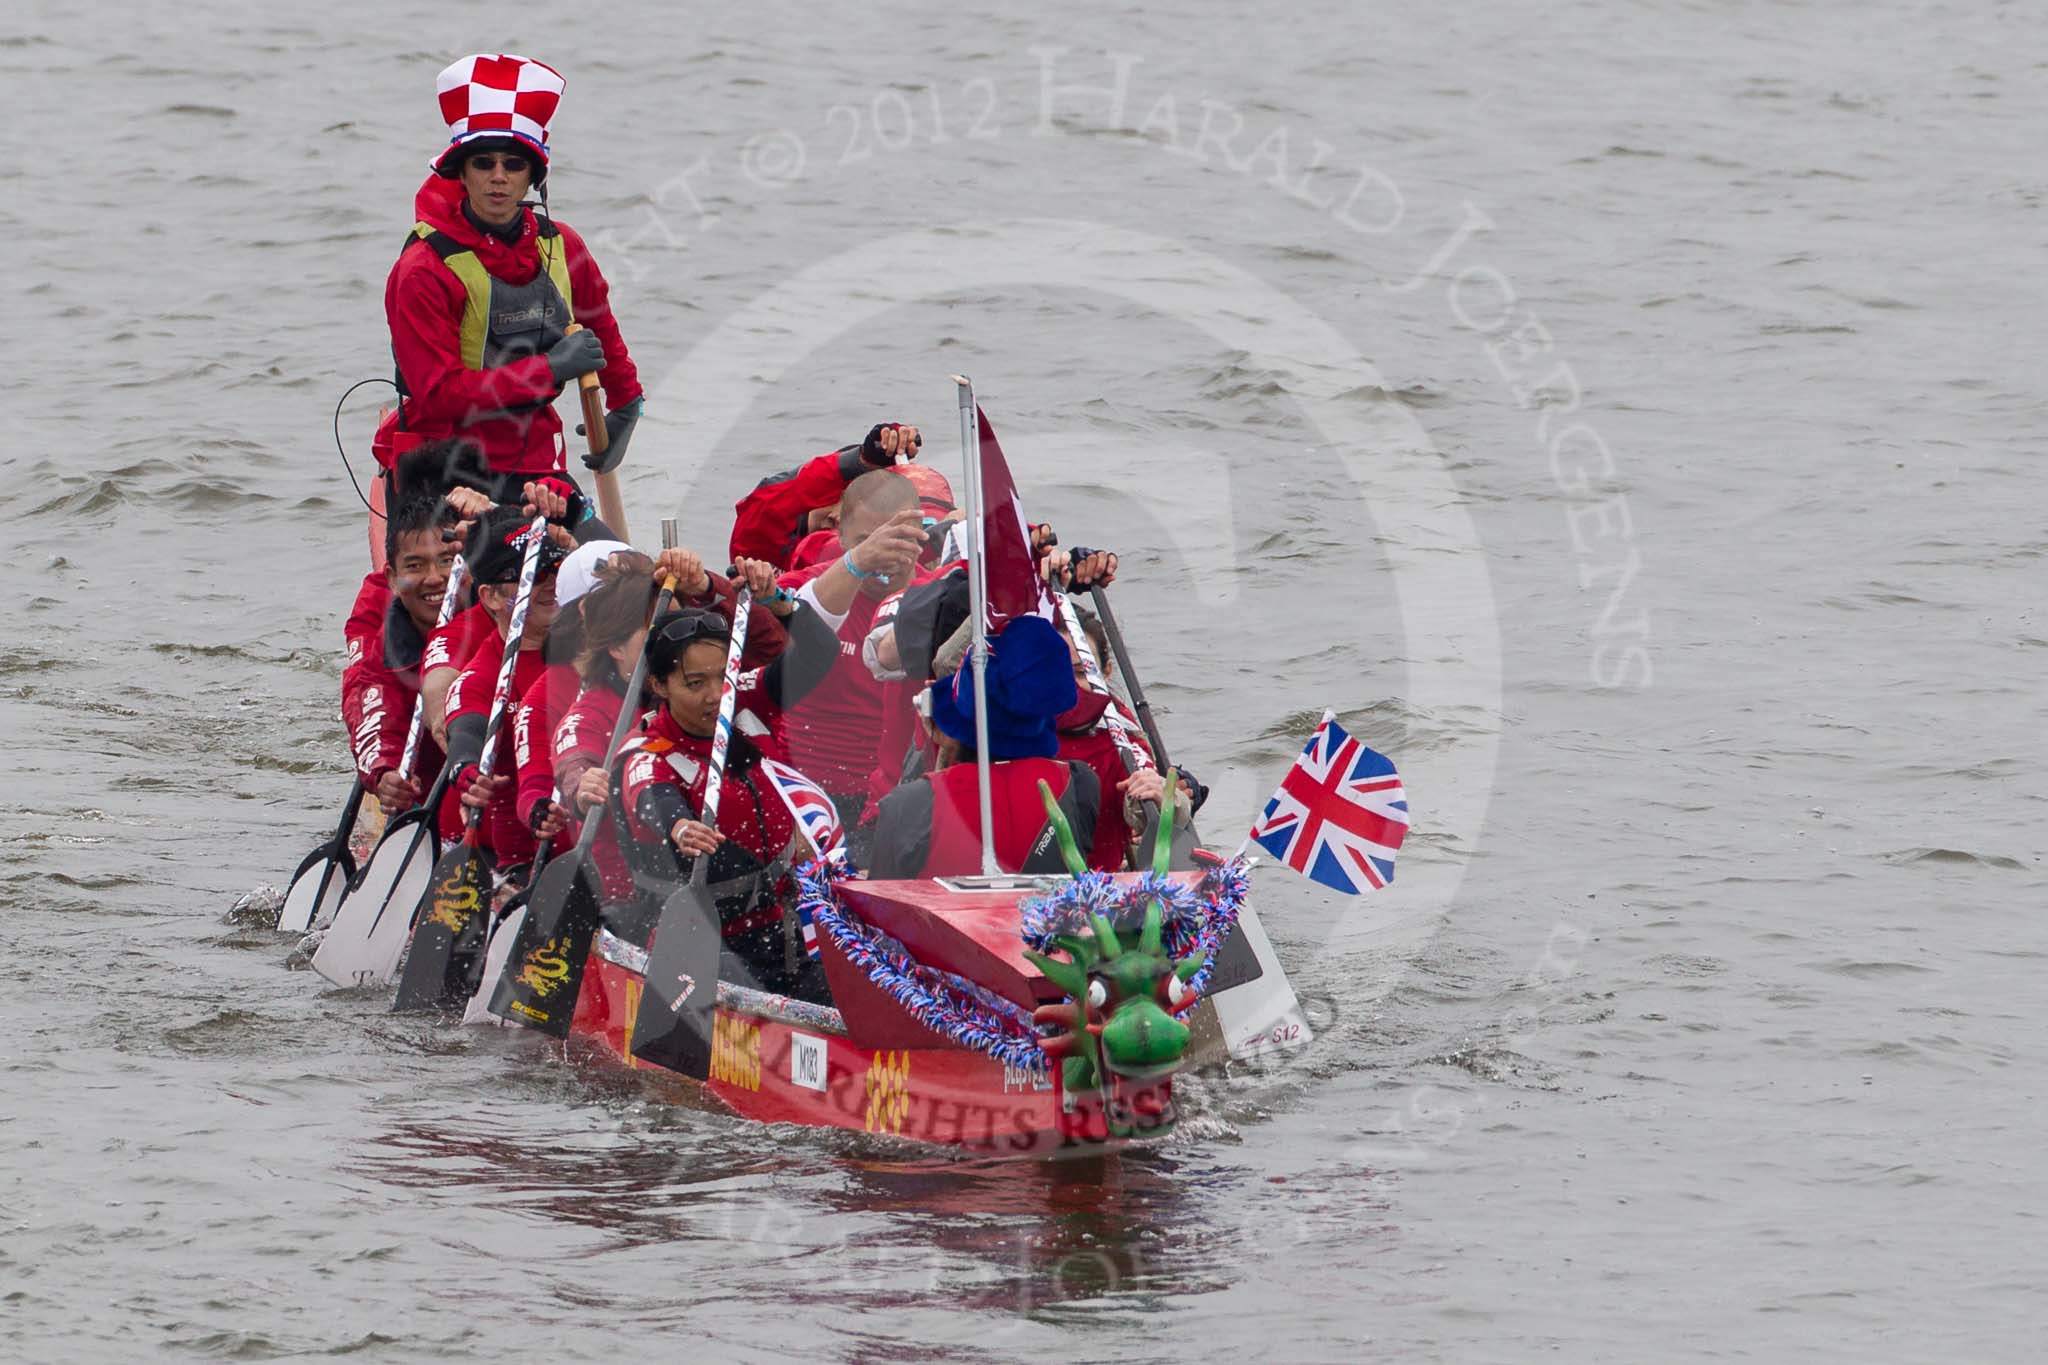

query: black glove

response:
[1065,545,1114,594]
[860,422,919,469]
[545,329,605,386]
[1178,765,1210,817]
[528,474,589,528]
[579,396,642,474]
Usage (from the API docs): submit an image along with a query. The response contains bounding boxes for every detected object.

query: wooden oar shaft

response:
[562,323,629,542]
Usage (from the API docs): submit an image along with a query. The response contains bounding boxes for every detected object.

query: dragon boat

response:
[545,803,1265,1154]
[315,387,1311,1153]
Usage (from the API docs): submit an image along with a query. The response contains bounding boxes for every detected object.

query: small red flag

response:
[976,407,1053,629]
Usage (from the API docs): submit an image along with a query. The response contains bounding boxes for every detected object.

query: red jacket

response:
[770,588,888,801]
[618,706,793,862]
[341,570,445,793]
[376,175,641,476]
[728,444,866,568]
[868,758,1100,879]
[512,660,585,831]
[773,557,940,816]
[423,602,494,678]
[552,681,636,901]
[553,680,624,806]
[1055,691,1158,871]
[615,707,804,990]
[442,631,552,863]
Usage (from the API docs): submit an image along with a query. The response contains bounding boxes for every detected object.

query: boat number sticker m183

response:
[789,1033,827,1092]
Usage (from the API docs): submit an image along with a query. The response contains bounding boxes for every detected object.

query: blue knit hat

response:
[927,615,1077,760]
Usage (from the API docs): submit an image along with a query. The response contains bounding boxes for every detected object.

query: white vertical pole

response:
[951,375,999,877]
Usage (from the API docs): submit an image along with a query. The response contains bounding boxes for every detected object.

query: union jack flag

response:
[759,757,847,958]
[1248,710,1408,895]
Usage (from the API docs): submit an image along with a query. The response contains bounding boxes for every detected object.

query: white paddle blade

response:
[276,859,340,935]
[309,877,350,932]
[312,832,434,988]
[461,906,524,1028]
[1206,901,1314,1061]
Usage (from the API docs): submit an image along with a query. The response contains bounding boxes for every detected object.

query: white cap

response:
[555,539,633,606]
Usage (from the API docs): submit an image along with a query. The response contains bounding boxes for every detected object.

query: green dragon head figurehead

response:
[1023,774,1205,1123]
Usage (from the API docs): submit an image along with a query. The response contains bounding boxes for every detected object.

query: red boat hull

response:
[566,952,1176,1153]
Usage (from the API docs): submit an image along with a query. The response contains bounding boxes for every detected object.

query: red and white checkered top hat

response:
[430,53,565,177]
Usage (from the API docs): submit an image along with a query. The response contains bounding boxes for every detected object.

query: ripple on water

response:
[161,1008,290,1056]
[1807,960,1935,980]
[1879,847,2027,871]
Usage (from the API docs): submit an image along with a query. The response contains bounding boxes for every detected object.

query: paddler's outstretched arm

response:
[800,508,927,624]
[727,423,922,567]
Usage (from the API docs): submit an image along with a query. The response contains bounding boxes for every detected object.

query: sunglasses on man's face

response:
[467,154,529,174]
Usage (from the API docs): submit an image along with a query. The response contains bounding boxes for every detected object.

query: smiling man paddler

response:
[374,53,643,505]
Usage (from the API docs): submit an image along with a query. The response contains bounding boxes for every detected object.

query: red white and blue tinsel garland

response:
[1017,861,1250,999]
[796,858,1254,1071]
[794,860,1049,1074]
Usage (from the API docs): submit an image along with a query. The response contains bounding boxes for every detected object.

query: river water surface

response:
[4,3,2043,1361]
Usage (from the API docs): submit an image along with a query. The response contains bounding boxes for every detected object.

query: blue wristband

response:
[843,551,873,580]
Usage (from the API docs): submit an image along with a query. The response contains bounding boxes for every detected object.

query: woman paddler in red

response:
[375,53,642,502]
[610,515,927,995]
[611,608,833,998]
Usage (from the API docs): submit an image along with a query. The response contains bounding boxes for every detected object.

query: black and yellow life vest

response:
[395,216,576,411]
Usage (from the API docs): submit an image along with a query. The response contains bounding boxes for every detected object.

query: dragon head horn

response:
[1140,896,1164,957]
[1151,768,1178,876]
[1088,912,1124,959]
[1037,779,1090,876]
[1023,948,1090,1000]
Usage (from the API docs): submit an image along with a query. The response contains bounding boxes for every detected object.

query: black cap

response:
[463,507,565,586]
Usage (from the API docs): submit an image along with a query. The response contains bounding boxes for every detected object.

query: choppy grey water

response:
[4,3,2043,1360]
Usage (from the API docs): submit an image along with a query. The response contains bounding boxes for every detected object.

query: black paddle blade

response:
[277,843,341,933]
[392,842,494,1012]
[626,880,722,1078]
[488,853,602,1037]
